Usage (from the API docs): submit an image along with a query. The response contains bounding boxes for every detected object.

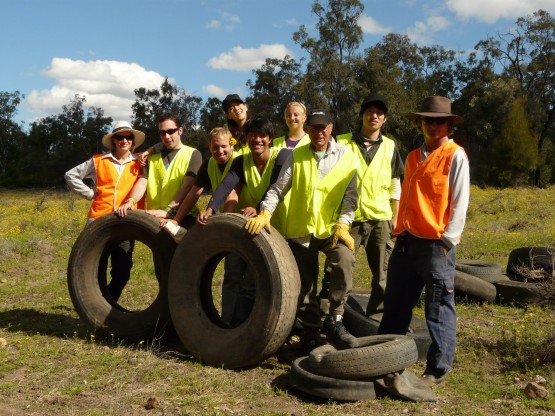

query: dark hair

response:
[157,112,182,128]
[244,117,274,141]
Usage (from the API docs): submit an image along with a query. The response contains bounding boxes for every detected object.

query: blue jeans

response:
[378,233,457,376]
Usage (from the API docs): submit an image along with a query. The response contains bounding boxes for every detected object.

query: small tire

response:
[455,270,497,303]
[494,280,547,306]
[507,247,554,282]
[308,335,418,379]
[67,211,176,340]
[455,259,502,281]
[289,357,386,402]
[343,294,431,361]
[168,213,300,369]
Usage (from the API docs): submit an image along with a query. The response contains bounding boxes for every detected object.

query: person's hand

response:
[146,209,168,219]
[241,206,258,218]
[160,218,177,227]
[244,209,272,235]
[197,208,214,226]
[115,199,135,218]
[330,223,354,252]
[138,150,150,167]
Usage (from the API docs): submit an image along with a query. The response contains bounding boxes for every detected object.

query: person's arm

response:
[64,158,96,200]
[115,177,147,217]
[138,142,164,166]
[259,152,294,214]
[162,184,204,226]
[206,157,243,213]
[390,177,401,229]
[442,148,470,248]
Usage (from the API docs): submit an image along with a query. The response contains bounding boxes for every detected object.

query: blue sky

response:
[2,0,554,126]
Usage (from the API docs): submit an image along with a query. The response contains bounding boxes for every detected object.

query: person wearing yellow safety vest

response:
[378,96,470,388]
[115,113,202,231]
[198,117,291,327]
[245,109,359,353]
[222,94,252,155]
[322,94,404,320]
[65,120,145,302]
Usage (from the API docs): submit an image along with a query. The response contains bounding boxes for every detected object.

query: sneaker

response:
[323,315,357,349]
[299,329,323,353]
[420,372,448,387]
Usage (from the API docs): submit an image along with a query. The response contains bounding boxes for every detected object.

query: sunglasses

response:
[159,128,179,136]
[422,117,450,125]
[113,134,134,141]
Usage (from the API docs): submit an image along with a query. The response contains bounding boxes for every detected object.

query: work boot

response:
[323,314,357,349]
[299,328,323,354]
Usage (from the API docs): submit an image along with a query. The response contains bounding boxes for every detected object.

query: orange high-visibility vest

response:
[89,154,143,219]
[395,141,460,239]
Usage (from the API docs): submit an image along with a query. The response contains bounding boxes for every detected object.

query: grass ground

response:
[0,186,554,415]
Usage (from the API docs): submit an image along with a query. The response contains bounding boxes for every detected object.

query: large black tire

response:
[67,211,176,340]
[343,294,431,361]
[308,335,418,379]
[289,357,386,402]
[454,270,497,303]
[455,260,504,283]
[507,247,554,282]
[494,280,547,306]
[168,213,300,369]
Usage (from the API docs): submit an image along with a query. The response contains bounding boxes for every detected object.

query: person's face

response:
[285,105,307,130]
[111,132,134,153]
[247,131,271,156]
[421,117,452,145]
[158,120,183,150]
[209,135,233,165]
[226,101,248,123]
[362,105,386,133]
[308,123,332,151]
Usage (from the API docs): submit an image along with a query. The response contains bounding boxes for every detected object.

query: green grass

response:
[0,186,554,415]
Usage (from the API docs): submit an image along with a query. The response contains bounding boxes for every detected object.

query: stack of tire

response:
[341,293,432,361]
[289,335,420,401]
[455,247,554,306]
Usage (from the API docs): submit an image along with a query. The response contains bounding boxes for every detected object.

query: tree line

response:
[0,1,553,188]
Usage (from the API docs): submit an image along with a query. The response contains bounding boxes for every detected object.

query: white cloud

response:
[206,19,221,29]
[207,44,294,72]
[24,58,167,121]
[202,84,228,98]
[447,0,555,23]
[222,12,240,23]
[407,15,451,44]
[358,15,391,35]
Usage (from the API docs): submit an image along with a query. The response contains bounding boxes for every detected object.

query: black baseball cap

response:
[306,109,333,126]
[222,94,245,112]
[360,93,388,115]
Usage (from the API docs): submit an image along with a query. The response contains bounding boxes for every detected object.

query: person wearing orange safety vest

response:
[378,96,470,389]
[65,120,145,301]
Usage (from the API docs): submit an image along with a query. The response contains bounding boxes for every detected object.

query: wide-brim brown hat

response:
[102,120,145,149]
[406,96,463,124]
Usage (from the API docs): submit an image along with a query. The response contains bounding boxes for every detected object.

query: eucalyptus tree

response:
[0,91,24,184]
[293,0,364,133]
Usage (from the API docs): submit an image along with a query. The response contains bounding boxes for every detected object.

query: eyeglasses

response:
[422,117,450,125]
[113,134,134,141]
[159,127,179,136]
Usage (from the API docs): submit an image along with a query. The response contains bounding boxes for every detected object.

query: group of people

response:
[65,92,469,388]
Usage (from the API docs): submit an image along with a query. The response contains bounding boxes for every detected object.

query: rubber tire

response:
[168,213,300,369]
[67,211,176,340]
[289,357,386,402]
[507,247,554,282]
[343,294,431,361]
[454,270,497,303]
[308,335,418,379]
[494,280,546,306]
[455,260,503,283]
